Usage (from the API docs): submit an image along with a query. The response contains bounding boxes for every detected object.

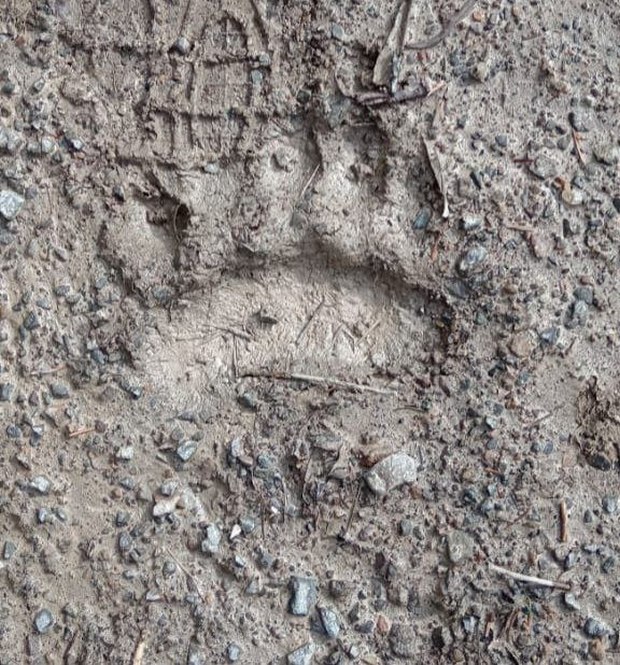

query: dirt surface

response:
[1,0,620,663]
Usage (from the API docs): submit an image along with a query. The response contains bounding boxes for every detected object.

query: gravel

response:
[286,642,315,665]
[389,622,417,658]
[446,530,475,565]
[0,383,14,401]
[289,576,318,616]
[176,441,198,462]
[201,524,222,555]
[365,453,419,496]
[33,609,54,634]
[318,606,340,638]
[584,617,612,638]
[0,189,24,220]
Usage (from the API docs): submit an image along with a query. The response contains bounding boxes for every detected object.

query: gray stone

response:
[331,23,345,41]
[176,441,197,462]
[3,541,16,559]
[0,383,13,401]
[457,245,487,274]
[584,617,612,638]
[318,606,340,638]
[239,516,256,534]
[563,593,580,611]
[289,576,318,616]
[412,207,431,230]
[399,518,414,536]
[602,496,618,514]
[33,609,54,634]
[529,155,559,180]
[568,110,591,132]
[446,530,475,565]
[201,524,222,555]
[226,643,241,662]
[389,622,416,658]
[365,453,418,496]
[461,214,482,232]
[593,143,619,166]
[574,286,594,304]
[287,642,315,665]
[116,446,134,461]
[0,189,24,220]
[29,476,51,494]
[172,36,191,55]
[50,383,70,398]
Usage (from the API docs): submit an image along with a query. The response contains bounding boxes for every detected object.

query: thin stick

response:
[29,364,66,377]
[295,297,325,345]
[243,371,398,396]
[488,563,571,591]
[132,637,146,665]
[572,129,586,165]
[165,548,205,602]
[559,500,568,543]
[67,427,95,439]
[342,480,361,538]
[298,163,321,204]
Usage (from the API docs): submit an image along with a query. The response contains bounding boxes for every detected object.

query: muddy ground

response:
[0,0,620,663]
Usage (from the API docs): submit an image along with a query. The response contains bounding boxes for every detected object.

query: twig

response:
[342,480,361,538]
[298,163,321,204]
[242,371,398,396]
[488,562,571,591]
[295,297,325,345]
[571,128,586,165]
[406,0,478,50]
[165,548,206,602]
[559,500,568,543]
[29,364,66,377]
[132,636,146,665]
[67,427,96,439]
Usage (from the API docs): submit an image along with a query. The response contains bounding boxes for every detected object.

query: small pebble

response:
[563,592,581,611]
[287,642,315,665]
[318,606,340,638]
[529,155,559,180]
[457,245,487,274]
[50,383,70,398]
[584,617,611,638]
[29,476,51,494]
[226,643,241,662]
[116,446,134,461]
[152,496,179,518]
[289,576,318,616]
[461,214,482,232]
[33,609,54,634]
[331,23,345,41]
[389,622,416,658]
[0,383,13,401]
[568,110,591,133]
[446,530,474,565]
[365,453,418,496]
[412,208,431,230]
[201,524,222,555]
[3,541,16,559]
[602,496,618,514]
[593,143,619,166]
[176,441,197,462]
[0,189,24,220]
[172,36,191,55]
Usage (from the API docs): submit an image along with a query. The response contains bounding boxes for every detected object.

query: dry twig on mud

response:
[242,371,399,396]
[489,563,571,591]
[559,500,569,543]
